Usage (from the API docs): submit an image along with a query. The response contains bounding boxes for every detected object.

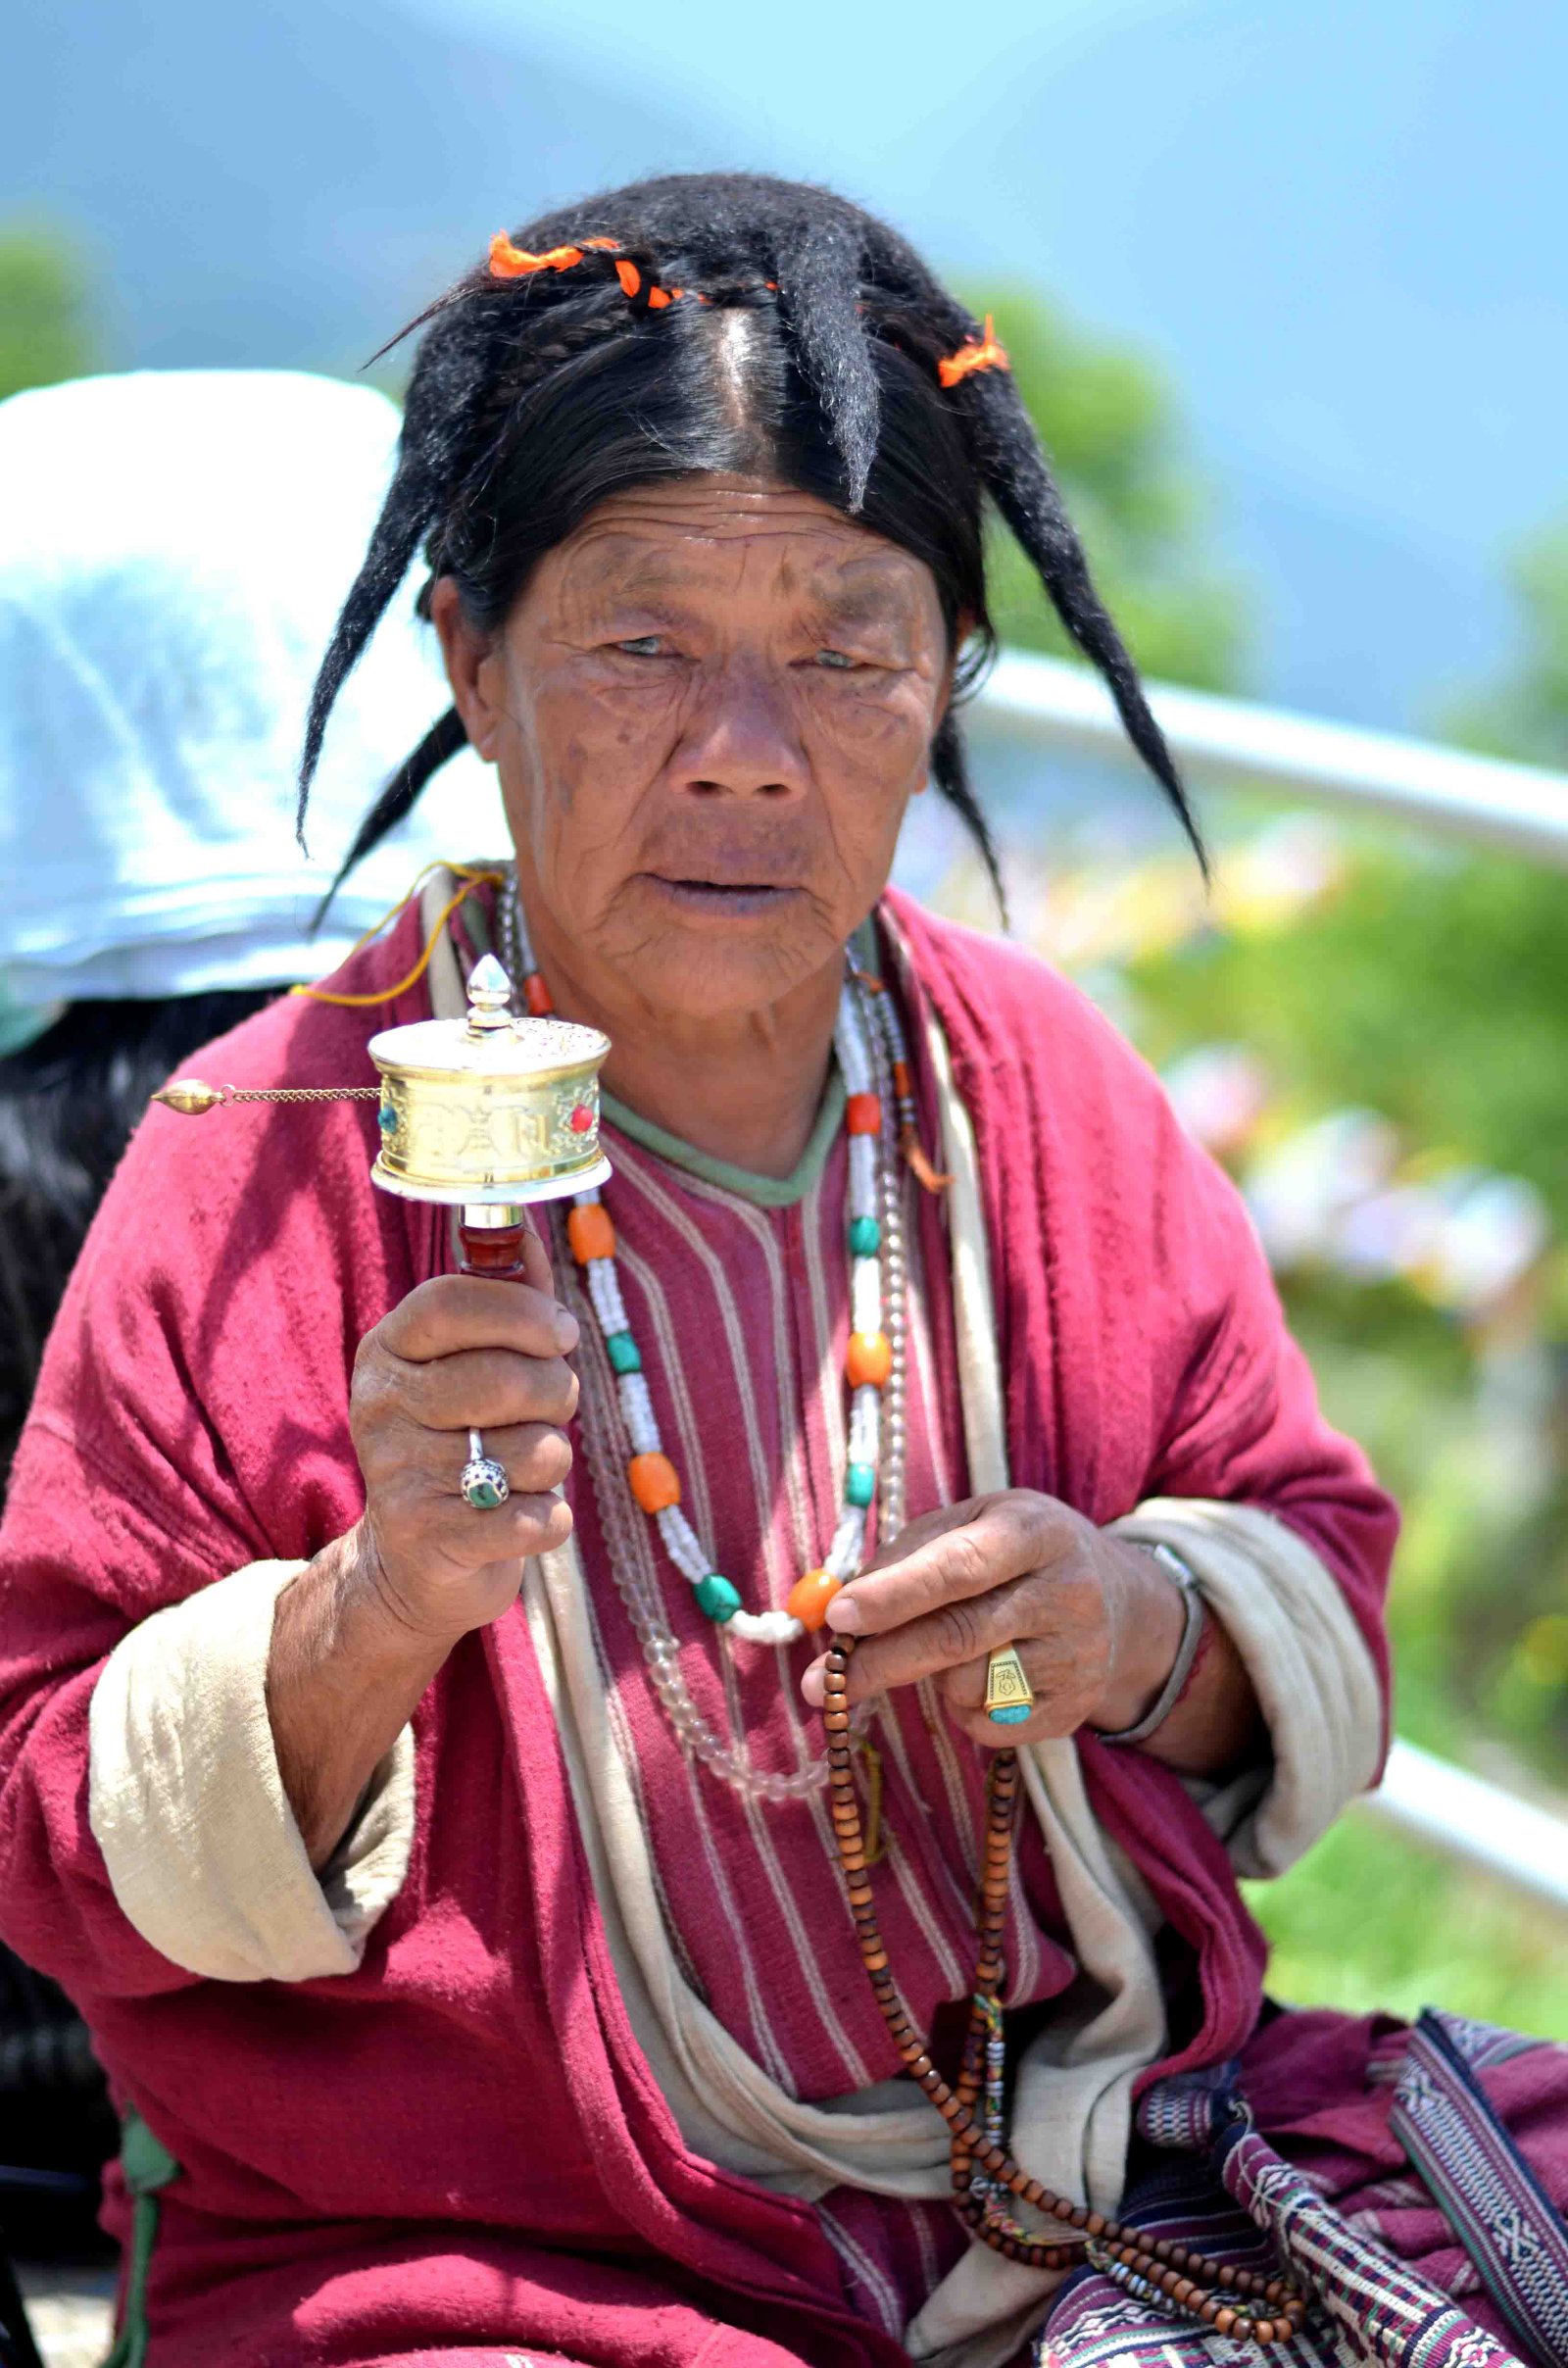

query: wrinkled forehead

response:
[542,475,940,618]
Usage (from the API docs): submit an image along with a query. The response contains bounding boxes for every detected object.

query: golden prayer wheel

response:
[367,954,611,1211]
[155,955,612,1510]
[155,953,612,1274]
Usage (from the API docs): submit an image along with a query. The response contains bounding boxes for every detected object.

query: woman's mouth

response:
[642,875,800,918]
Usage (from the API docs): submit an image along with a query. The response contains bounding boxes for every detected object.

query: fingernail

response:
[800,1659,826,1707]
[554,1307,579,1352]
[824,1595,862,1634]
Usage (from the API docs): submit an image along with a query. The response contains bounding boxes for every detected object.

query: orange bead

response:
[787,1566,842,1629]
[523,970,555,1015]
[846,1330,892,1388]
[566,1203,615,1263]
[891,1060,912,1099]
[845,1092,882,1137]
[627,1452,680,1513]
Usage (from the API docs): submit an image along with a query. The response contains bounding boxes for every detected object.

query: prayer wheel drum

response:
[367,954,611,1275]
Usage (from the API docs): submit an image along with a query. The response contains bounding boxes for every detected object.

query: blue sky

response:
[396,0,1568,732]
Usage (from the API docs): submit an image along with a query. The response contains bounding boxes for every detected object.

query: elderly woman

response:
[1,175,1563,2368]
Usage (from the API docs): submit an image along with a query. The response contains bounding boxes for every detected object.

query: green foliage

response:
[959,279,1249,690]
[1125,834,1568,1798]
[0,222,95,405]
[1445,514,1568,766]
[1248,1816,1568,2043]
[1131,832,1568,1232]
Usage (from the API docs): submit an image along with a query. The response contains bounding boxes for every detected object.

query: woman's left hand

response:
[799,1489,1186,1749]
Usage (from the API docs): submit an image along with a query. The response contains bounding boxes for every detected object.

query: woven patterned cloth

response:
[1390,2014,1568,2367]
[1038,2013,1568,2368]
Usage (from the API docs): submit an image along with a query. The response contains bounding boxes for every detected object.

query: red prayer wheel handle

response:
[458,1203,533,1280]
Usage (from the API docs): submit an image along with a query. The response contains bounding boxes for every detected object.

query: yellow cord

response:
[291,863,507,1010]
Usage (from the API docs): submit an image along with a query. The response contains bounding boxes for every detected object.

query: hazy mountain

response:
[1,0,729,372]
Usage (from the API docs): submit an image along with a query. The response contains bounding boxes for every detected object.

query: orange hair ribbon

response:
[487,229,693,311]
[488,231,622,280]
[938,315,1009,389]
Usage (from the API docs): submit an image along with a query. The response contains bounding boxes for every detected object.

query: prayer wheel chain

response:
[821,1637,1307,2344]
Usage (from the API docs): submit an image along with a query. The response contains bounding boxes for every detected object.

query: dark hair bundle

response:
[302,172,1203,906]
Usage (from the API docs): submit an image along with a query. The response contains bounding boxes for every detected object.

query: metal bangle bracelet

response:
[1095,1542,1205,1746]
[460,1428,511,1510]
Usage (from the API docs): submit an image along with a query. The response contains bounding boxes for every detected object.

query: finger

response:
[820,1570,1043,1702]
[825,1496,1079,1638]
[518,1219,555,1298]
[368,1345,579,1435]
[803,1616,1095,1740]
[414,1419,573,1501]
[853,1496,994,1580]
[938,1648,1087,1749]
[379,1273,577,1363]
[370,1479,574,1580]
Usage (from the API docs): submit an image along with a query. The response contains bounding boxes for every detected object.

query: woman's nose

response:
[670,664,808,802]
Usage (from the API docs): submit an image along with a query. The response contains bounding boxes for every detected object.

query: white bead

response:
[730,1607,804,1647]
[849,1383,880,1465]
[848,1133,879,1215]
[834,1001,874,1098]
[825,1506,867,1579]
[656,1504,710,1584]
[851,1255,883,1339]
[616,1369,662,1455]
[587,1257,628,1338]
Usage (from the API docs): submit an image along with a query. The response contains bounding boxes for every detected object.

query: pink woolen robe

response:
[0,889,1399,2366]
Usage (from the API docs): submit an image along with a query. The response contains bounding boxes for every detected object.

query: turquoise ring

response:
[461,1427,510,1510]
[983,1645,1035,1727]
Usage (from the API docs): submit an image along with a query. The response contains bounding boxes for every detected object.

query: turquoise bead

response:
[606,1330,643,1375]
[845,1461,876,1507]
[377,1103,399,1135]
[848,1215,881,1257]
[694,1573,741,1623]
[989,1703,1032,1726]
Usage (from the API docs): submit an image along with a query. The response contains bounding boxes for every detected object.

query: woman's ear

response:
[429,577,503,763]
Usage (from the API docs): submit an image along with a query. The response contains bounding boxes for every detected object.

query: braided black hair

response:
[304,172,1203,910]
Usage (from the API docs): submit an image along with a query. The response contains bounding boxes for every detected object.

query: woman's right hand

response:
[345,1241,580,1645]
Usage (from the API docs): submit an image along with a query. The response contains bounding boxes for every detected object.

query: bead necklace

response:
[498,885,908,1798]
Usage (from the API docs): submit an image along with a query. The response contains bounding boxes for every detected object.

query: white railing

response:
[977,648,1568,867]
[1367,1743,1568,1914]
[976,648,1568,1918]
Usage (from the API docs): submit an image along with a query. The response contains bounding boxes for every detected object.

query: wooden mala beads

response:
[819,1635,1307,2344]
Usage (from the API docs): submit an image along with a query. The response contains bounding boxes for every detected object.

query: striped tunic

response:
[550,1084,1079,2338]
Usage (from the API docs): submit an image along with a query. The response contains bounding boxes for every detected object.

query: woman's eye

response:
[613,635,667,658]
[812,649,860,671]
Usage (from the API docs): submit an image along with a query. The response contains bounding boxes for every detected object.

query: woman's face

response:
[432,475,951,1022]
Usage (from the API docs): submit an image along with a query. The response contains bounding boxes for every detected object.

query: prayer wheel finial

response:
[464,953,514,1036]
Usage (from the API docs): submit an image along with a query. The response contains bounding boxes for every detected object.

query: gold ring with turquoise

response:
[984,1645,1034,1727]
